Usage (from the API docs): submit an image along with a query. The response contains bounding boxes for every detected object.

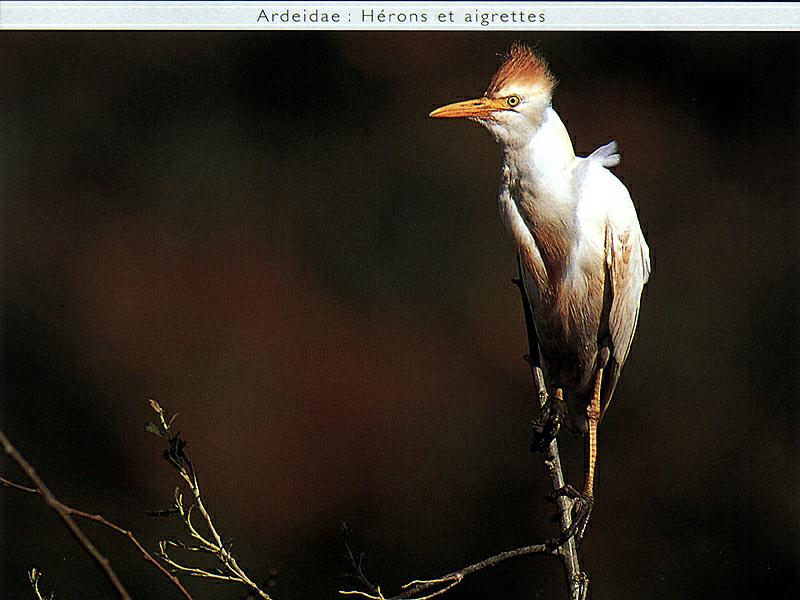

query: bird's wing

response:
[577,153,650,419]
[605,218,650,366]
[600,201,650,419]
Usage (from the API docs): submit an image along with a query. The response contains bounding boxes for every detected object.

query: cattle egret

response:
[430,43,650,523]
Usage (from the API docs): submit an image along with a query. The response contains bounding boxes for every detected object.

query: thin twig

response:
[340,542,555,600]
[0,429,132,599]
[147,400,272,600]
[513,257,588,600]
[341,522,379,595]
[0,476,195,600]
[28,568,53,600]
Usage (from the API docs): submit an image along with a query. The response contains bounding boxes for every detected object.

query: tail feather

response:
[589,141,620,168]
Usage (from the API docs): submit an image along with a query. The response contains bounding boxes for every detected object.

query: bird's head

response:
[429,43,556,147]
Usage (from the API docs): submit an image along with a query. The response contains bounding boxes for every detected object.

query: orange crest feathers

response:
[486,43,556,97]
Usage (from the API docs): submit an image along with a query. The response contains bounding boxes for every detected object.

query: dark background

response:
[1,32,798,599]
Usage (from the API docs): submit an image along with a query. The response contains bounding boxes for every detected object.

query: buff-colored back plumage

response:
[486,43,556,97]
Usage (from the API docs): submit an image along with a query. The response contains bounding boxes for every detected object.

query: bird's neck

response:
[500,107,578,289]
[502,106,576,197]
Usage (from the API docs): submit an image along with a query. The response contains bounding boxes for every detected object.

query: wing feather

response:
[600,214,650,418]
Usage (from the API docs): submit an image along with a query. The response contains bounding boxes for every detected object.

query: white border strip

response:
[0,2,798,30]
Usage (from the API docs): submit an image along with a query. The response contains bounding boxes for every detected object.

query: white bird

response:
[430,43,650,511]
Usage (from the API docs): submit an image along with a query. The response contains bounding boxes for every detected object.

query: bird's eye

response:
[506,95,521,107]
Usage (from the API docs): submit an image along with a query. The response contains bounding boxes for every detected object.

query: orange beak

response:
[429,96,509,119]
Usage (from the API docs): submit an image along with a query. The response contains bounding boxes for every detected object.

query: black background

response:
[1,32,798,599]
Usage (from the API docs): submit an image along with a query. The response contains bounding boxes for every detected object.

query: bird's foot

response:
[530,394,563,453]
[546,485,595,549]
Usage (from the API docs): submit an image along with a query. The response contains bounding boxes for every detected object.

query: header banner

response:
[1,2,798,31]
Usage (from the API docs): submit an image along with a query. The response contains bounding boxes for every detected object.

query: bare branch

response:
[512,257,589,600]
[28,568,54,600]
[339,542,556,600]
[341,522,379,595]
[339,261,590,600]
[1,476,195,600]
[0,429,132,599]
[147,399,273,600]
[1,477,38,494]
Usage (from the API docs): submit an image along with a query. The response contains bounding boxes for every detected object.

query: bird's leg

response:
[583,346,609,498]
[568,365,605,540]
[583,366,603,498]
[548,358,606,544]
[531,387,565,453]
